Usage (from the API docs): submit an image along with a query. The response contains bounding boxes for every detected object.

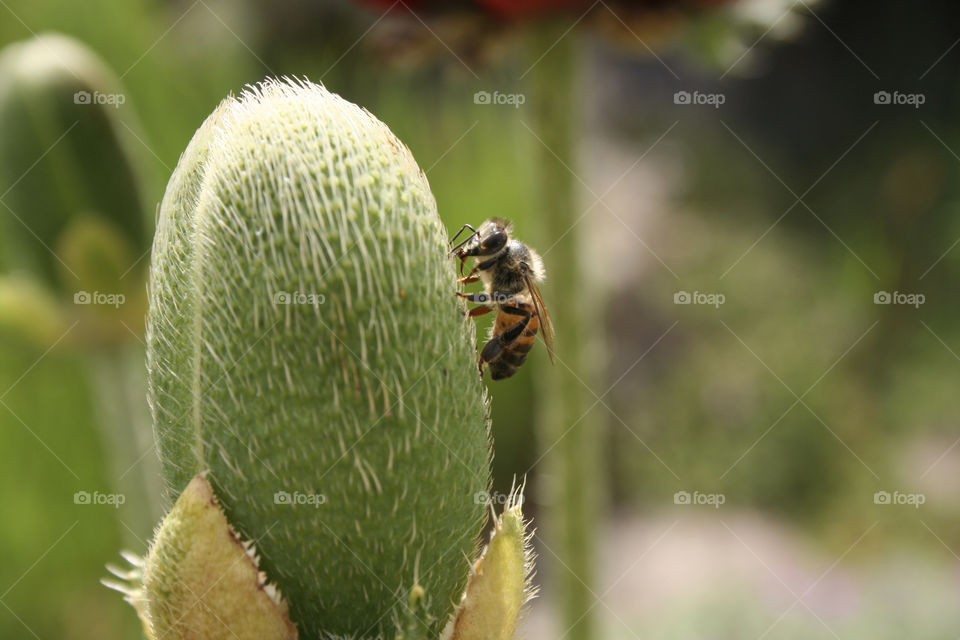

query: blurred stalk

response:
[59,213,158,541]
[88,347,160,539]
[0,33,159,543]
[528,23,601,640]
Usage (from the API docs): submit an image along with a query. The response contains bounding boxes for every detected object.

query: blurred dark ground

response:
[1,0,960,637]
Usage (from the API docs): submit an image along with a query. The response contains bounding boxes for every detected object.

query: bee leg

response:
[480,338,504,364]
[479,306,532,364]
[463,255,499,280]
[457,274,480,284]
[476,256,500,270]
[456,292,491,304]
[467,305,492,318]
[457,293,493,318]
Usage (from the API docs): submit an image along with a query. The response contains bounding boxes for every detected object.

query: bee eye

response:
[481,231,506,253]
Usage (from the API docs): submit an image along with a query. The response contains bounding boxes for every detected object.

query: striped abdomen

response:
[488,301,540,380]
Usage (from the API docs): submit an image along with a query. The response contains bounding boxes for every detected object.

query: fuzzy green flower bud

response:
[145,78,491,638]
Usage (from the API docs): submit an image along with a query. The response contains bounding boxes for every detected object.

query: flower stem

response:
[528,22,602,640]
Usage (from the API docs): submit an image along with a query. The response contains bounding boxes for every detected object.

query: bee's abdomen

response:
[489,309,539,379]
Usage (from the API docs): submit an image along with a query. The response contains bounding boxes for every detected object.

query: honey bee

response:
[450,218,555,380]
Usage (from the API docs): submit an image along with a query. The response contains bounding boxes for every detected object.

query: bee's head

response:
[452,218,512,259]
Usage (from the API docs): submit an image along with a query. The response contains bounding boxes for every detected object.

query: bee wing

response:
[522,267,555,364]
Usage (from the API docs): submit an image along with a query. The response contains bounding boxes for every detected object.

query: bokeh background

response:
[1,0,960,638]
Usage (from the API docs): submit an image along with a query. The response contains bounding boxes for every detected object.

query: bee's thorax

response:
[475,240,539,298]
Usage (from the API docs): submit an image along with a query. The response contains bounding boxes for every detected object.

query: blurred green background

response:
[1,0,959,638]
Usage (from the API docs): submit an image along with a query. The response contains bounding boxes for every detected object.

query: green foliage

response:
[0,273,65,345]
[146,78,491,638]
[0,335,140,640]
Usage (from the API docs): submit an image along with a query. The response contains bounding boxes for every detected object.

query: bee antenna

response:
[448,223,478,255]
